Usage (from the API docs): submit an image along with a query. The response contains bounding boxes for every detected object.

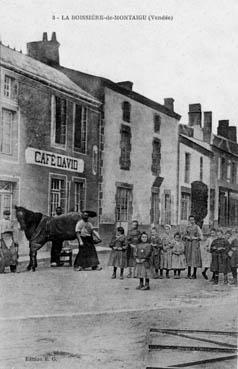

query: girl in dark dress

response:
[108,227,127,279]
[134,232,153,290]
[210,229,231,285]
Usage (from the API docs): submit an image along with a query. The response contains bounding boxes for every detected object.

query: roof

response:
[0,44,100,107]
[179,134,213,157]
[212,134,238,158]
[57,66,181,120]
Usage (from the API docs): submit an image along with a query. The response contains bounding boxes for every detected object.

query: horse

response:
[15,205,85,271]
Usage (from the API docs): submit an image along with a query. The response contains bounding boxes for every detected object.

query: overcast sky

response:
[1,0,238,132]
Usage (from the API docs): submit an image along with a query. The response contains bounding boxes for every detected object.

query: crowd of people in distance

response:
[108,216,238,290]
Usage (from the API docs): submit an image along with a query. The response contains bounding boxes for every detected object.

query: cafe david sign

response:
[25,147,84,173]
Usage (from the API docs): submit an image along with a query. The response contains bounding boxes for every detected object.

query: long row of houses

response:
[0,32,238,252]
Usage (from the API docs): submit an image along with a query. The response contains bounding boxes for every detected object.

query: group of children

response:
[108,218,238,290]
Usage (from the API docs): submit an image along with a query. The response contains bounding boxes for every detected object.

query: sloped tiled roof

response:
[0,44,100,106]
[212,134,238,157]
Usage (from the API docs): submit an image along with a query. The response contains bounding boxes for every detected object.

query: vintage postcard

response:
[0,1,237,368]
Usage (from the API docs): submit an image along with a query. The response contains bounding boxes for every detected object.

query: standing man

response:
[183,214,203,279]
[126,220,141,278]
[50,206,63,267]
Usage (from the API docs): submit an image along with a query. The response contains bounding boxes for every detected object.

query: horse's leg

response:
[30,242,44,271]
[26,249,33,271]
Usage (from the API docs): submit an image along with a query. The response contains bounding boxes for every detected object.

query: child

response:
[134,232,153,290]
[126,220,141,278]
[150,227,163,279]
[210,229,231,285]
[171,232,187,278]
[161,225,173,278]
[201,228,216,280]
[108,227,127,279]
[228,237,238,286]
[0,227,18,273]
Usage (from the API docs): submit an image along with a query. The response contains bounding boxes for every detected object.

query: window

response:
[151,188,160,224]
[116,186,133,222]
[227,160,231,182]
[4,75,18,100]
[74,180,85,213]
[92,145,98,175]
[181,192,190,221]
[0,109,15,154]
[164,192,171,225]
[0,181,12,219]
[51,96,67,146]
[184,153,191,183]
[221,157,227,180]
[151,138,161,176]
[154,114,161,133]
[231,162,237,184]
[200,157,203,181]
[120,125,131,170]
[74,104,87,153]
[122,101,131,123]
[50,177,66,215]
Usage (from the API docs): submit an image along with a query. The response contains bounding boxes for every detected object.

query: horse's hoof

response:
[26,266,31,271]
[31,268,36,272]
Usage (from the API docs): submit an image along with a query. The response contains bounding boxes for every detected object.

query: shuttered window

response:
[154,114,161,133]
[74,180,85,213]
[0,109,15,154]
[120,125,131,170]
[74,104,87,153]
[122,101,131,123]
[55,97,67,145]
[151,138,161,176]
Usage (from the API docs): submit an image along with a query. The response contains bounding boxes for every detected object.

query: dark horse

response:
[15,205,83,271]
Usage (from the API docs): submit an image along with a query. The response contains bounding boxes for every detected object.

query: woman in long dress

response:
[183,215,203,279]
[161,224,174,278]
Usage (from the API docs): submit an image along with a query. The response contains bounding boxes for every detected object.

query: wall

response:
[100,87,179,237]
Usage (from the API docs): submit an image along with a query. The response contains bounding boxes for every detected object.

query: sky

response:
[1,0,238,133]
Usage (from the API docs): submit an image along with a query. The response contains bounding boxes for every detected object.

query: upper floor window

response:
[200,156,203,181]
[4,75,18,100]
[0,109,15,154]
[221,157,227,180]
[73,179,85,213]
[184,152,191,183]
[92,145,98,175]
[120,124,131,170]
[122,101,131,123]
[74,104,87,153]
[51,96,67,146]
[151,138,161,176]
[231,162,237,184]
[154,114,161,133]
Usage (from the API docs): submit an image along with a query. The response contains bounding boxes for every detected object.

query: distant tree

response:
[191,181,208,228]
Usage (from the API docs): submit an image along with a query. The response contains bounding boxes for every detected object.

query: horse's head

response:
[15,205,27,230]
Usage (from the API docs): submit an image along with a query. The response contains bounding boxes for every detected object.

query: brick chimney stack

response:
[27,32,60,66]
[164,98,174,112]
[117,81,133,90]
[228,126,237,142]
[188,104,201,127]
[203,111,212,143]
[217,120,229,139]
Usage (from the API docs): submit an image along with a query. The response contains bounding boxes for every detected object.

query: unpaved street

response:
[0,253,237,369]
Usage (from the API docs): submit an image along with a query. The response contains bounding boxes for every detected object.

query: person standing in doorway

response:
[50,206,64,267]
[126,220,141,278]
[183,215,203,279]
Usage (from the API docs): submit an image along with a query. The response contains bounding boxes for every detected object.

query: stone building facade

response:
[0,37,101,254]
[210,120,238,227]
[178,104,213,228]
[25,33,181,239]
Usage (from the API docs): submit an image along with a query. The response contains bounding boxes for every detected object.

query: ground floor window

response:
[219,188,238,227]
[151,188,160,225]
[164,191,171,225]
[115,185,133,222]
[181,192,191,221]
[73,179,85,212]
[50,175,66,216]
[0,181,12,219]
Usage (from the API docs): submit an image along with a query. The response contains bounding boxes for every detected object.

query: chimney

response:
[188,104,201,127]
[27,32,60,66]
[217,120,229,139]
[203,111,212,143]
[117,81,133,90]
[228,126,237,142]
[164,98,174,112]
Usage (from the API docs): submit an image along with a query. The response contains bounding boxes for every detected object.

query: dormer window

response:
[122,101,131,123]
